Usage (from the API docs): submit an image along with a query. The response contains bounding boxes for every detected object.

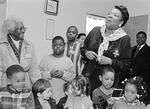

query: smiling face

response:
[105,8,123,30]
[9,71,25,92]
[136,33,147,46]
[125,83,137,102]
[100,71,114,90]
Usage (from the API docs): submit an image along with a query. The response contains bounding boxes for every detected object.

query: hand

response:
[50,68,63,78]
[99,56,112,65]
[85,51,97,60]
[50,68,58,77]
[107,97,116,105]
[55,70,64,78]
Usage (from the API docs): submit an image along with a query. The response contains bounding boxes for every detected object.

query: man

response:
[0,17,41,88]
[131,31,150,104]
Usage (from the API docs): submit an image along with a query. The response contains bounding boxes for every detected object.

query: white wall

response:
[6,0,114,63]
[6,0,150,63]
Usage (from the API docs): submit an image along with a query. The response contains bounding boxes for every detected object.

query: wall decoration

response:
[46,19,54,40]
[45,0,58,15]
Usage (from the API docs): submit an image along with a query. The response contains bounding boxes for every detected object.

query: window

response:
[86,13,105,35]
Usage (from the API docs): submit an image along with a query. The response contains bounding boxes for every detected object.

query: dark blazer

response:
[131,44,150,78]
[34,97,56,109]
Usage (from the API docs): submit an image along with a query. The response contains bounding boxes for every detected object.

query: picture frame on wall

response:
[44,0,58,15]
[46,19,54,40]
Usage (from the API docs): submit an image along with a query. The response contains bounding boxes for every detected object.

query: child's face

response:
[9,72,25,92]
[66,27,77,42]
[39,88,52,100]
[124,83,137,102]
[52,39,65,56]
[78,35,86,44]
[100,71,114,89]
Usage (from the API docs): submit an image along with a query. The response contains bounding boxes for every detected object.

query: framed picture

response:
[45,0,58,15]
[46,19,54,40]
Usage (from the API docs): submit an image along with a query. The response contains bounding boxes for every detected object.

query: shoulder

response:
[93,87,100,94]
[140,102,146,108]
[120,35,130,42]
[0,86,11,97]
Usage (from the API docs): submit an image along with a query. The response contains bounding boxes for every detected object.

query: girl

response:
[32,79,56,109]
[92,66,116,109]
[112,76,147,109]
[65,75,93,109]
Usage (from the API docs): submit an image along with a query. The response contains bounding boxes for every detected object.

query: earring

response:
[119,24,122,27]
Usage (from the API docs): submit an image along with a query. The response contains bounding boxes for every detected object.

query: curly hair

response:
[122,76,147,101]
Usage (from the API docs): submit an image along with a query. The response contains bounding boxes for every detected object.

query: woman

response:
[81,5,131,95]
[0,17,41,88]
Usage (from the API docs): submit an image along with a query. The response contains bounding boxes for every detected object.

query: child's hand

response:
[50,68,64,78]
[50,68,58,77]
[54,70,64,78]
[107,97,116,105]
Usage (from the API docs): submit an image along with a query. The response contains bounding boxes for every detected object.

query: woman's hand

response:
[85,51,97,60]
[99,56,112,65]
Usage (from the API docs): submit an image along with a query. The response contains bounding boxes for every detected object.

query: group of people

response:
[0,4,150,109]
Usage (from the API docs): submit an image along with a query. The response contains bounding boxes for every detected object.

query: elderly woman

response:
[81,5,131,95]
[0,17,41,88]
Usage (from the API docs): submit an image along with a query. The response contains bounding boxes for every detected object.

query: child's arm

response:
[61,59,76,82]
[26,92,35,109]
[39,57,52,80]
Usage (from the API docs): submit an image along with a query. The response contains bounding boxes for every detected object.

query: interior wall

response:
[6,0,150,63]
[6,0,114,63]
[0,0,6,38]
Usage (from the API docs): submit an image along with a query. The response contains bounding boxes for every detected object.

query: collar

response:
[7,84,22,94]
[138,44,145,50]
[100,25,127,41]
[10,35,20,48]
[0,34,31,47]
[122,96,141,106]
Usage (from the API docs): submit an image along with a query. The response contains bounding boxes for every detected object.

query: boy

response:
[65,26,78,57]
[32,78,56,109]
[0,64,34,109]
[39,36,76,104]
[70,33,86,75]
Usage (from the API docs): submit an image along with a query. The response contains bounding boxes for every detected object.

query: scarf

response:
[7,35,23,63]
[97,25,127,60]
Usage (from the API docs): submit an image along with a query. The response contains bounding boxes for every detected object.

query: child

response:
[57,82,70,109]
[65,25,78,57]
[92,66,116,109]
[0,64,34,109]
[70,33,86,76]
[39,36,76,104]
[112,76,147,109]
[32,78,56,109]
[65,75,93,109]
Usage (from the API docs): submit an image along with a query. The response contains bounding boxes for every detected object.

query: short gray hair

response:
[1,17,24,35]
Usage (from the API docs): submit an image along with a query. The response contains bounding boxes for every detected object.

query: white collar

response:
[10,36,20,49]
